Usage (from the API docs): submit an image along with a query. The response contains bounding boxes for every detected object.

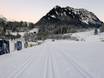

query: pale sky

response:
[0,0,104,23]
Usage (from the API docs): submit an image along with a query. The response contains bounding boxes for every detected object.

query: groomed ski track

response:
[0,40,104,78]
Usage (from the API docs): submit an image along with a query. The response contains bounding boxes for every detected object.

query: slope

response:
[0,40,104,78]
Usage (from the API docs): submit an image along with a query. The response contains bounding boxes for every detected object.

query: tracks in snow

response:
[43,52,56,78]
[7,49,43,78]
[52,46,93,78]
[2,42,94,78]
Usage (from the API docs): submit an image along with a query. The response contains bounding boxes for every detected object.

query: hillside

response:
[69,29,104,42]
[0,16,36,39]
[35,6,103,34]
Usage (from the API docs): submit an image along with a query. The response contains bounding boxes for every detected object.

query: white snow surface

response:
[11,28,39,37]
[29,28,39,33]
[71,29,104,42]
[11,32,25,37]
[51,15,56,18]
[0,38,104,78]
[1,30,104,78]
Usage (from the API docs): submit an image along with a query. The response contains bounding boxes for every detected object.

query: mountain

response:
[35,6,103,34]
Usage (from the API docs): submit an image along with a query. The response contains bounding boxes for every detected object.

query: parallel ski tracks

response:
[5,44,94,78]
[53,47,93,78]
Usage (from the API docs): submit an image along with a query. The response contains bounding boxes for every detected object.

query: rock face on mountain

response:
[35,6,102,34]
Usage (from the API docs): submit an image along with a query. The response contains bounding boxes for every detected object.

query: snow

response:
[71,29,104,42]
[51,15,56,18]
[63,12,67,16]
[9,40,15,52]
[55,11,58,15]
[29,28,39,33]
[0,30,104,78]
[11,32,25,37]
[72,8,100,25]
[81,18,89,24]
[61,13,63,16]
[11,28,39,37]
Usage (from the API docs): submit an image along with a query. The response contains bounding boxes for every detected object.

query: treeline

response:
[0,16,35,34]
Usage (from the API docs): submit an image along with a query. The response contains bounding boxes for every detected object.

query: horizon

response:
[0,0,104,23]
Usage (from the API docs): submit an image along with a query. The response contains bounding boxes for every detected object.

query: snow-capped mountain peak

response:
[49,6,101,25]
[35,5,103,34]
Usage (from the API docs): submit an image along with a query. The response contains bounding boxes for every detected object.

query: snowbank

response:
[71,29,104,42]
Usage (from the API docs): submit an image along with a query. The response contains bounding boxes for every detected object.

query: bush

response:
[37,32,48,40]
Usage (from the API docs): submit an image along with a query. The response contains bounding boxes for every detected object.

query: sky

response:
[0,0,104,23]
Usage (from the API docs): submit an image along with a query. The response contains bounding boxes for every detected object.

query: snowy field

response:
[71,29,104,42]
[0,30,104,78]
